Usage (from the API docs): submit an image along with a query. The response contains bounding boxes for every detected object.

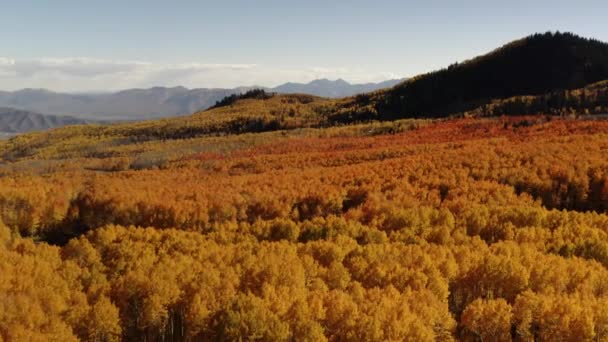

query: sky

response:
[0,0,607,92]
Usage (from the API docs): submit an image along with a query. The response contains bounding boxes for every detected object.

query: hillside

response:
[3,115,608,340]
[9,32,608,127]
[0,107,93,134]
[4,77,608,165]
[3,31,608,164]
[341,32,608,120]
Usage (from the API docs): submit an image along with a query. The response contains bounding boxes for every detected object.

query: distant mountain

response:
[347,32,608,120]
[0,79,402,121]
[0,87,254,121]
[272,78,403,98]
[0,107,93,134]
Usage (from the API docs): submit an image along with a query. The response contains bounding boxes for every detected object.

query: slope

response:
[342,32,608,120]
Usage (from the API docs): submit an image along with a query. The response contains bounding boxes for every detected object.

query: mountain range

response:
[3,31,607,135]
[272,78,402,98]
[0,78,403,123]
[0,107,95,135]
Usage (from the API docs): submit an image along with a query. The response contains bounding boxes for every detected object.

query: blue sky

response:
[0,0,606,91]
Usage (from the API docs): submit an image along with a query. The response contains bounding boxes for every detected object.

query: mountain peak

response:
[273,78,403,98]
[308,78,350,85]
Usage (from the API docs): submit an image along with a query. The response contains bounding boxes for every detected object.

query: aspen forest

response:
[3,112,608,341]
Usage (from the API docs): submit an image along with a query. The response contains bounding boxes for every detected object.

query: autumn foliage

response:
[2,116,608,340]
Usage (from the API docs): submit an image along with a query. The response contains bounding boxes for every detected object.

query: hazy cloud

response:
[6,58,142,77]
[0,57,398,92]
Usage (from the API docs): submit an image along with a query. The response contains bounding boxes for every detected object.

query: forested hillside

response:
[3,77,608,166]
[2,116,608,341]
[341,32,608,120]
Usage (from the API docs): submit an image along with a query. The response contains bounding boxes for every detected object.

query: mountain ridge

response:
[344,31,608,120]
[273,78,402,98]
[0,107,96,134]
[3,31,607,134]
[0,78,403,121]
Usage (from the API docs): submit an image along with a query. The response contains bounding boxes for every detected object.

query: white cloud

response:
[0,58,15,66]
[0,57,399,92]
[0,57,256,77]
[7,58,143,77]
